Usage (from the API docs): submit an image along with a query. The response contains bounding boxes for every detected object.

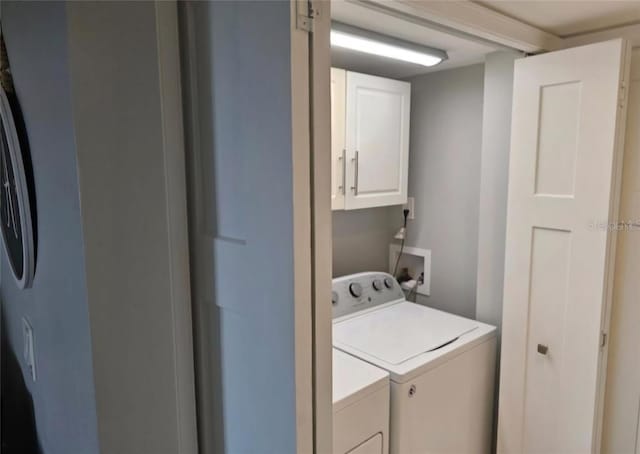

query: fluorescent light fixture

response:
[331,22,447,68]
[331,31,442,67]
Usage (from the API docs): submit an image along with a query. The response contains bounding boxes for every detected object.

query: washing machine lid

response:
[333,302,478,365]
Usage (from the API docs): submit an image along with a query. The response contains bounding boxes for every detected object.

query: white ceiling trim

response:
[562,23,640,49]
[358,0,564,53]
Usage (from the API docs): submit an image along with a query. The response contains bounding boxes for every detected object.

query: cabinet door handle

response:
[341,149,346,194]
[537,344,549,355]
[351,150,359,195]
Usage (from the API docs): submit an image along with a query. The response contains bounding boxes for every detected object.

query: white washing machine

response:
[333,348,390,454]
[332,272,497,454]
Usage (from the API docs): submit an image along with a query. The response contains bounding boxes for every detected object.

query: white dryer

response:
[333,349,390,454]
[332,272,497,454]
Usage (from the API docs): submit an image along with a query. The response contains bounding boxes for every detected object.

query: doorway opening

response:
[322,3,517,453]
[315,2,635,454]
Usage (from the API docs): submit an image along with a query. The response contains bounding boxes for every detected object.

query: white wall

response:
[405,64,485,319]
[475,51,520,331]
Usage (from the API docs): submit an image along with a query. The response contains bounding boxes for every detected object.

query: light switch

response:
[22,317,36,382]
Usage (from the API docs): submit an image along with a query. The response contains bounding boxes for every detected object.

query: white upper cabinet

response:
[331,68,346,210]
[331,69,411,210]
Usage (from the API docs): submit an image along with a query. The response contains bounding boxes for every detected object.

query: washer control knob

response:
[384,277,395,289]
[331,291,339,306]
[372,279,384,291]
[349,282,363,298]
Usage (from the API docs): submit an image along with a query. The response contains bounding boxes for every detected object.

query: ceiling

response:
[331,1,503,79]
[330,0,640,79]
[476,1,640,37]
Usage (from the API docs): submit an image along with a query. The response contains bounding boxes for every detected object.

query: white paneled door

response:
[498,39,630,454]
[345,71,410,209]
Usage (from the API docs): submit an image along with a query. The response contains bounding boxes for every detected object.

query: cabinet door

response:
[345,72,410,210]
[498,39,630,454]
[331,68,346,210]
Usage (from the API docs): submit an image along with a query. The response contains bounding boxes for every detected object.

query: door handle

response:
[537,344,549,355]
[351,150,359,195]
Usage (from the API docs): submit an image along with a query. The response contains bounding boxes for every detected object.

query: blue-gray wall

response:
[180,1,299,453]
[1,2,99,453]
[67,2,198,453]
[332,206,401,277]
[476,51,519,331]
[406,64,485,319]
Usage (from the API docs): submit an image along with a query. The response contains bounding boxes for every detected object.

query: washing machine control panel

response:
[332,272,405,319]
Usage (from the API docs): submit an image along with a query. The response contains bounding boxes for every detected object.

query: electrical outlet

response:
[22,317,36,382]
[404,197,415,220]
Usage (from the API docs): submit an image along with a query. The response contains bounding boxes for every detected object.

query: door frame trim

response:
[291,1,315,451]
[291,1,334,452]
[309,1,334,452]
[155,2,199,453]
[593,39,632,452]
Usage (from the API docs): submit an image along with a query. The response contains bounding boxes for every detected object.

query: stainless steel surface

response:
[351,150,359,195]
[341,148,346,194]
